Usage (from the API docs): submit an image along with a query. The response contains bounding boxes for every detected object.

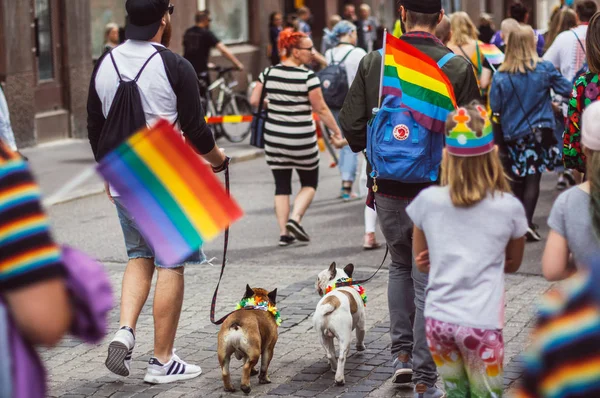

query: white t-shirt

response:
[324,44,367,87]
[543,25,588,83]
[406,186,528,330]
[90,40,215,196]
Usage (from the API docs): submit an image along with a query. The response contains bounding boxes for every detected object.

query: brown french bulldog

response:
[217,285,279,394]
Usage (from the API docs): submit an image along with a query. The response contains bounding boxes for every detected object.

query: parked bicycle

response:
[199,66,252,143]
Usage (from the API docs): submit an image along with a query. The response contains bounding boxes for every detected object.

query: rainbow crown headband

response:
[445,106,495,157]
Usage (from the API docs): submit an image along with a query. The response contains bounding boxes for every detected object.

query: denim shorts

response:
[114,198,206,268]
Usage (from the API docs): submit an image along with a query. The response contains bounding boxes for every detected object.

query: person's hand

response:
[104,182,114,204]
[235,62,245,71]
[212,156,231,173]
[330,131,347,149]
[415,250,430,273]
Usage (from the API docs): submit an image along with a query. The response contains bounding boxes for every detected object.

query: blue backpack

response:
[367,52,455,185]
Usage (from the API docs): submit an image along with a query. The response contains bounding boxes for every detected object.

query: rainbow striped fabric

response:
[479,43,505,66]
[516,270,600,398]
[381,32,457,134]
[0,141,62,290]
[97,119,243,266]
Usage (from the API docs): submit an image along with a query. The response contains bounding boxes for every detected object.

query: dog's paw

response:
[240,384,252,394]
[356,344,366,351]
[335,379,345,386]
[259,375,272,384]
[223,386,236,393]
[250,368,259,376]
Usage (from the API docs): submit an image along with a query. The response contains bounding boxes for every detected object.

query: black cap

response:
[125,0,169,41]
[401,0,442,13]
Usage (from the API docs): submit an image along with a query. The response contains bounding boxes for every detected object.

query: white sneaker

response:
[143,351,202,384]
[106,326,135,377]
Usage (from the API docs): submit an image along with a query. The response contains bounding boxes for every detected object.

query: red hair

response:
[278,28,307,58]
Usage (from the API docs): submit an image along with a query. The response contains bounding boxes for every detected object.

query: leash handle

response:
[210,166,235,325]
[336,246,388,288]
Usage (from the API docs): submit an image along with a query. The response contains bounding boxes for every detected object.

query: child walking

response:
[406,103,528,397]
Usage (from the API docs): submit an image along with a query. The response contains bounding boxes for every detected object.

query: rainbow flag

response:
[479,43,505,66]
[96,119,243,266]
[381,32,457,134]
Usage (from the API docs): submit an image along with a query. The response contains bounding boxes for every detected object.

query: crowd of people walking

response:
[5,0,600,397]
[258,0,600,396]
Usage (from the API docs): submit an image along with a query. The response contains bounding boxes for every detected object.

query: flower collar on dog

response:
[236,297,282,326]
[325,278,367,306]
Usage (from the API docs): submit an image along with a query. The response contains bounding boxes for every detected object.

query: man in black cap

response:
[339,1,480,397]
[87,0,227,384]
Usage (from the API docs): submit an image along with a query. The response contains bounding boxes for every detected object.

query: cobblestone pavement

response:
[44,261,551,398]
[40,154,558,397]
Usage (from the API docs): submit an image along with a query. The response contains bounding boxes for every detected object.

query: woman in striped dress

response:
[251,29,343,246]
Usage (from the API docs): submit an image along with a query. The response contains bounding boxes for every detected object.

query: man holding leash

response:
[87,0,227,384]
[339,0,479,397]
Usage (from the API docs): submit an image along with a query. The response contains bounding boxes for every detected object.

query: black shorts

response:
[272,168,319,195]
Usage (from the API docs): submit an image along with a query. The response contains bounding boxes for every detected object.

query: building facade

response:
[0,0,92,147]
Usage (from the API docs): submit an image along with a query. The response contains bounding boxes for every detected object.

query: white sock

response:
[364,205,377,234]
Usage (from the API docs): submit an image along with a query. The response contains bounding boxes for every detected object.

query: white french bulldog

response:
[313,262,367,386]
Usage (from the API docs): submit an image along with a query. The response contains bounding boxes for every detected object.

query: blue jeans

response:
[375,193,438,387]
[339,146,358,182]
[332,108,358,182]
[114,198,206,268]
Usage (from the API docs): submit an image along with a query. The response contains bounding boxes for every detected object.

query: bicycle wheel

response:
[220,94,252,143]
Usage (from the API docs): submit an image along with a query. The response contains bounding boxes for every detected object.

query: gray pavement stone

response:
[37,154,558,397]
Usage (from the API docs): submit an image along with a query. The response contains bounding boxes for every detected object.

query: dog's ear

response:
[268,288,278,304]
[344,264,354,278]
[328,262,337,280]
[244,284,255,298]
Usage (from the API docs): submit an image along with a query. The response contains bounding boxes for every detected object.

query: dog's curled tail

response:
[317,295,340,317]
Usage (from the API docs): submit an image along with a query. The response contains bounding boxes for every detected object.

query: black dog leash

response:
[209,163,236,325]
[336,246,389,288]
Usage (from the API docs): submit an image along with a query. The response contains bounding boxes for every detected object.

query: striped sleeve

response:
[0,142,63,291]
[307,71,320,91]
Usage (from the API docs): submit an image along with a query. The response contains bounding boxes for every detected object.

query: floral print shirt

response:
[565,72,600,172]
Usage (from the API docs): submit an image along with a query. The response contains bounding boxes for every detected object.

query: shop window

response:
[90,1,126,59]
[34,0,54,80]
[206,0,249,44]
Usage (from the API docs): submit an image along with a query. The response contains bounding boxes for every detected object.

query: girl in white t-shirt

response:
[406,103,527,397]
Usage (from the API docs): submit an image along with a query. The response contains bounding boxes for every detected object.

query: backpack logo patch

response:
[393,124,410,141]
[323,80,331,89]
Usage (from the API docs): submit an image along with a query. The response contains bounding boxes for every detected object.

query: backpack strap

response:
[338,47,356,64]
[437,53,455,68]
[108,51,123,83]
[133,49,166,82]
[572,30,586,54]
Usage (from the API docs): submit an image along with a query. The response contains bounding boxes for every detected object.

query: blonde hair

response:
[442,104,512,207]
[498,25,539,74]
[449,12,478,47]
[500,18,520,43]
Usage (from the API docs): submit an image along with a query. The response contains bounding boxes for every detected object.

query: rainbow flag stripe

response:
[480,43,505,65]
[97,119,243,266]
[382,32,457,134]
